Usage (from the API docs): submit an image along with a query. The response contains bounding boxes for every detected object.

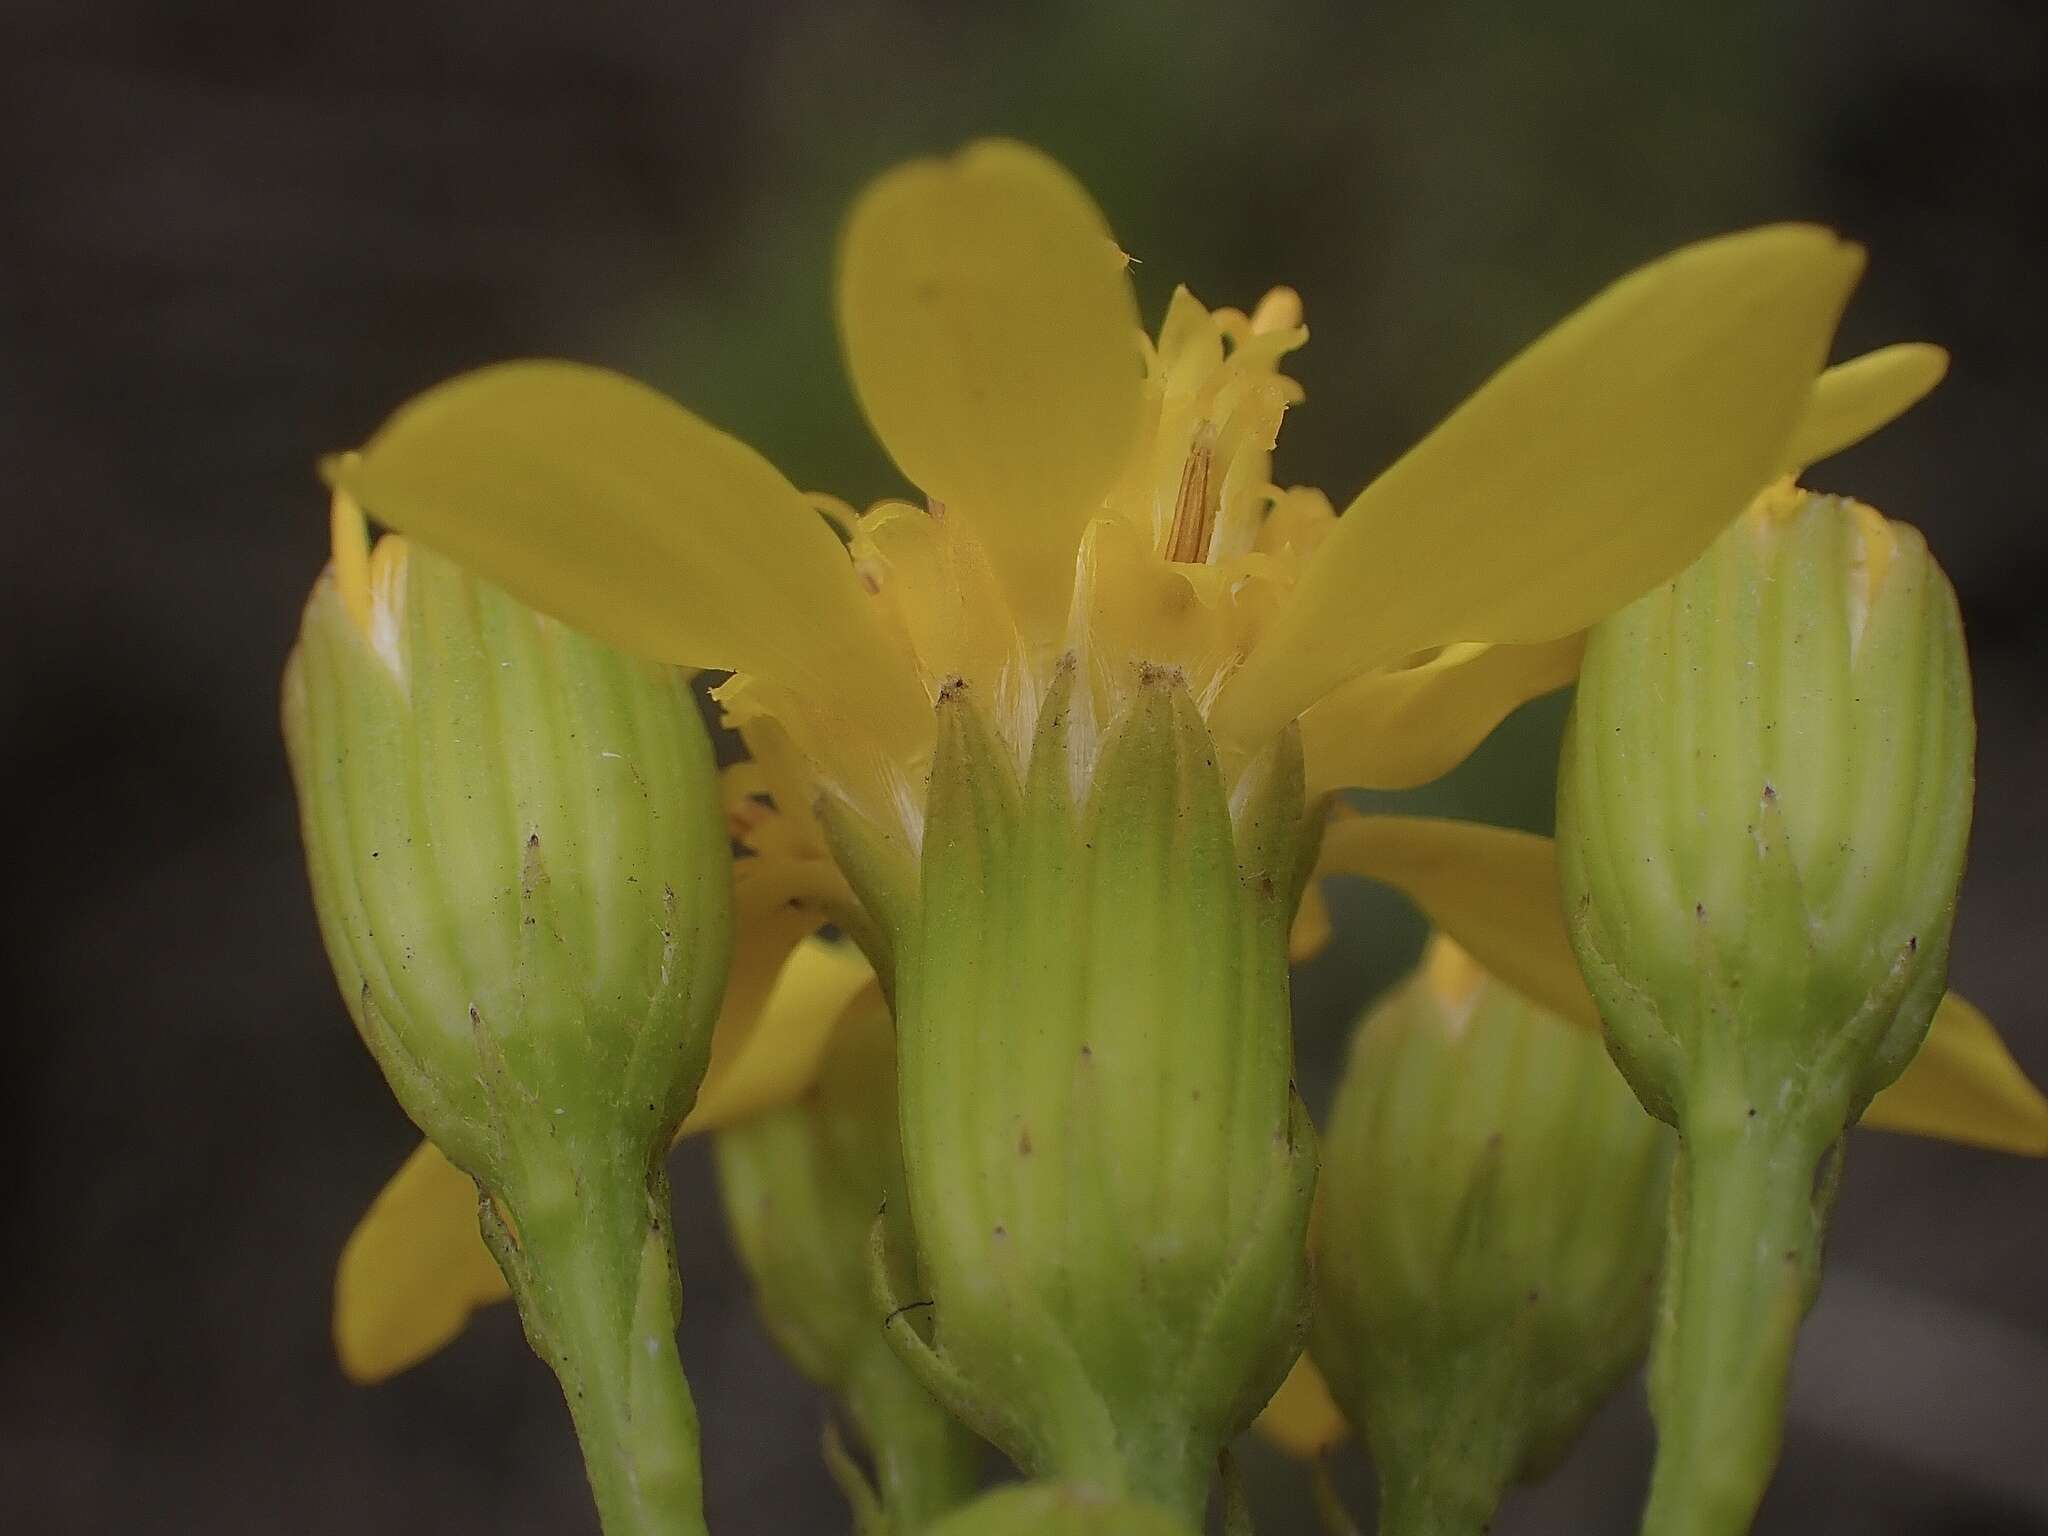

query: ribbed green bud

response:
[714,994,980,1533]
[283,534,731,1178]
[1560,486,1972,1136]
[1313,937,1672,1536]
[1556,487,1975,1536]
[849,663,1318,1524]
[920,1483,1196,1536]
[282,523,731,1536]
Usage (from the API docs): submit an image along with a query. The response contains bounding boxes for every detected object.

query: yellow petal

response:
[326,362,926,755]
[1863,993,2048,1155]
[1289,874,1333,964]
[334,1140,510,1384]
[837,140,1145,640]
[1213,226,1865,752]
[1316,814,1600,1031]
[1781,343,1948,474]
[1299,635,1585,796]
[854,497,1027,704]
[1255,1353,1350,1461]
[685,933,876,1136]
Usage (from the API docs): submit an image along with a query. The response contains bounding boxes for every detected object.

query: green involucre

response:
[1558,491,1972,1137]
[1312,952,1671,1536]
[849,664,1319,1524]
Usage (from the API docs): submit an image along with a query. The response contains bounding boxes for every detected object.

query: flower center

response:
[725,285,1333,856]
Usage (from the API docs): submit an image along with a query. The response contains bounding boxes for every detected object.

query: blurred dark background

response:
[4,1,2045,1531]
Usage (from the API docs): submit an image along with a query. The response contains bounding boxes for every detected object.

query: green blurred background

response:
[5,0,2045,1530]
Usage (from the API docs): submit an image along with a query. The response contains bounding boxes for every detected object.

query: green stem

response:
[1640,1112,1832,1536]
[841,1338,981,1533]
[490,1154,709,1536]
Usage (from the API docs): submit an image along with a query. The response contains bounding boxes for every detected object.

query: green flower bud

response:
[842,663,1318,1523]
[1556,487,1975,1536]
[1313,937,1671,1536]
[714,991,980,1531]
[920,1483,1195,1536]
[1559,484,1972,1142]
[283,516,731,1178]
[282,502,732,1536]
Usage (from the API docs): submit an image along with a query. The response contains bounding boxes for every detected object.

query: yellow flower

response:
[319,139,2045,1380]
[326,138,1896,851]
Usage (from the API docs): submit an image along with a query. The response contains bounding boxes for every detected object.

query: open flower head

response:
[328,139,1917,873]
[317,141,2048,1381]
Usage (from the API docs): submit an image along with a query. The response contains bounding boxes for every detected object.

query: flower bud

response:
[858,664,1318,1523]
[282,498,732,1535]
[1558,484,1972,1138]
[920,1483,1195,1536]
[1313,937,1671,1535]
[714,989,979,1529]
[283,505,732,1178]
[1556,487,1975,1536]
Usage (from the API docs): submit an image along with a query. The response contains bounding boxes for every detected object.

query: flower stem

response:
[1639,1109,1833,1536]
[488,1149,708,1536]
[841,1338,981,1533]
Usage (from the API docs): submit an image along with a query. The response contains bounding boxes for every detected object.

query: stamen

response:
[1164,425,1219,564]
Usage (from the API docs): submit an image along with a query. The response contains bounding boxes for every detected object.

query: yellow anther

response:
[1163,426,1219,564]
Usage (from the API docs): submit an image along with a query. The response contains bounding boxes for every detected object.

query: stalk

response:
[1640,1107,1834,1536]
[489,1146,708,1536]
[841,1339,982,1533]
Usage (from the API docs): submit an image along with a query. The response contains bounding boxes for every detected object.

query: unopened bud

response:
[282,498,731,1534]
[283,505,731,1176]
[1313,937,1670,1534]
[1559,484,1972,1138]
[1556,486,1975,1536]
